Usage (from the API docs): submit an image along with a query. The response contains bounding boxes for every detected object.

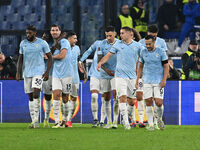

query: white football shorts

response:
[24,75,43,93]
[52,76,73,94]
[143,84,164,100]
[115,77,136,99]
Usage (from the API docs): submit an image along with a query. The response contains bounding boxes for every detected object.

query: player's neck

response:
[108,39,116,45]
[124,39,133,45]
[28,37,36,42]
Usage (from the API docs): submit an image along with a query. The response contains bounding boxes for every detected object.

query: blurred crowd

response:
[116,0,200,39]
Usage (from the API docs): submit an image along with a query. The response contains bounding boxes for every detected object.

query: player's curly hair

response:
[26,25,36,32]
[132,28,141,42]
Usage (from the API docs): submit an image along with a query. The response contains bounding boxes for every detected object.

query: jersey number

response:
[35,78,42,86]
[66,84,72,92]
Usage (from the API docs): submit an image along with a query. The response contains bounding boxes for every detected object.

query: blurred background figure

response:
[130,0,148,38]
[0,51,16,79]
[183,41,200,80]
[168,57,181,80]
[181,39,199,79]
[175,0,200,54]
[158,0,180,37]
[115,4,133,38]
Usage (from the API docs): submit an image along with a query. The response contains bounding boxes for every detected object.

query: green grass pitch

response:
[0,123,200,150]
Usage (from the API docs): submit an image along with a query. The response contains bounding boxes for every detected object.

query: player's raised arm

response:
[96,52,114,71]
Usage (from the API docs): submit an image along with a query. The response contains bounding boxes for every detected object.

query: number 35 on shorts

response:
[66,84,72,93]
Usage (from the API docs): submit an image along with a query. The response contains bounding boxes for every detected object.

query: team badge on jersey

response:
[155,53,159,57]
[35,44,39,48]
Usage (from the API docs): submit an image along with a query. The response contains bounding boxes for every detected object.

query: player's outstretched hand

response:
[16,72,20,81]
[42,72,49,81]
[96,63,101,72]
[78,61,85,73]
[83,73,88,83]
[160,80,166,88]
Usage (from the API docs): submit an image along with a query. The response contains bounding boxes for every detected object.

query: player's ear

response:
[114,31,117,37]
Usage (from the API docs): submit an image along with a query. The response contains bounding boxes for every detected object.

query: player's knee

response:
[91,93,98,103]
[128,99,135,106]
[112,90,117,99]
[145,99,153,106]
[44,94,52,101]
[119,95,126,103]
[28,93,33,101]
[53,91,61,100]
[33,88,40,99]
[155,101,162,107]
[62,93,69,103]
[136,93,143,101]
[104,92,111,101]
[71,96,77,101]
[33,92,40,99]
[91,90,99,94]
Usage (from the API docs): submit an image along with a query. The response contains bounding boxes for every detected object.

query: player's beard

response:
[147,47,153,51]
[27,36,35,42]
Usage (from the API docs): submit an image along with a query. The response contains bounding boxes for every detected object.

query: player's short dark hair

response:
[147,24,159,33]
[105,26,115,32]
[26,25,36,32]
[0,51,4,55]
[121,26,133,32]
[51,24,61,30]
[145,35,156,41]
[66,31,76,39]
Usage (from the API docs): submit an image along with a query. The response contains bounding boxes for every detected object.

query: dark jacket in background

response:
[168,66,181,80]
[158,1,179,33]
[183,53,200,80]
[0,56,17,79]
[181,48,194,79]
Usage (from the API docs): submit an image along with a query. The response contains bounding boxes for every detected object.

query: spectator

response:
[115,5,133,38]
[175,0,200,53]
[183,46,200,80]
[0,52,17,79]
[130,0,148,38]
[176,0,199,23]
[181,39,198,79]
[158,0,180,37]
[168,57,181,80]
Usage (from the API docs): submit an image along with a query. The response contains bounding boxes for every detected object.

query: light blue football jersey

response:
[110,40,144,78]
[100,39,118,79]
[139,37,168,51]
[80,40,101,79]
[71,45,80,84]
[139,47,168,84]
[19,37,50,77]
[52,38,73,78]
